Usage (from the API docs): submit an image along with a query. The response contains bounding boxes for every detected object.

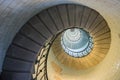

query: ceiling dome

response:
[61,28,93,57]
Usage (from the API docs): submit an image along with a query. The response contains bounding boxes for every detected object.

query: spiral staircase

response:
[0,1,119,80]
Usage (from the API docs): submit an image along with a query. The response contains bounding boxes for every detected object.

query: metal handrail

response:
[32,27,89,80]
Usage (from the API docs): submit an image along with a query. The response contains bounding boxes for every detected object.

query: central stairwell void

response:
[61,28,93,58]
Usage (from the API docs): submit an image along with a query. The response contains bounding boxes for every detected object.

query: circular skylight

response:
[61,28,94,58]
